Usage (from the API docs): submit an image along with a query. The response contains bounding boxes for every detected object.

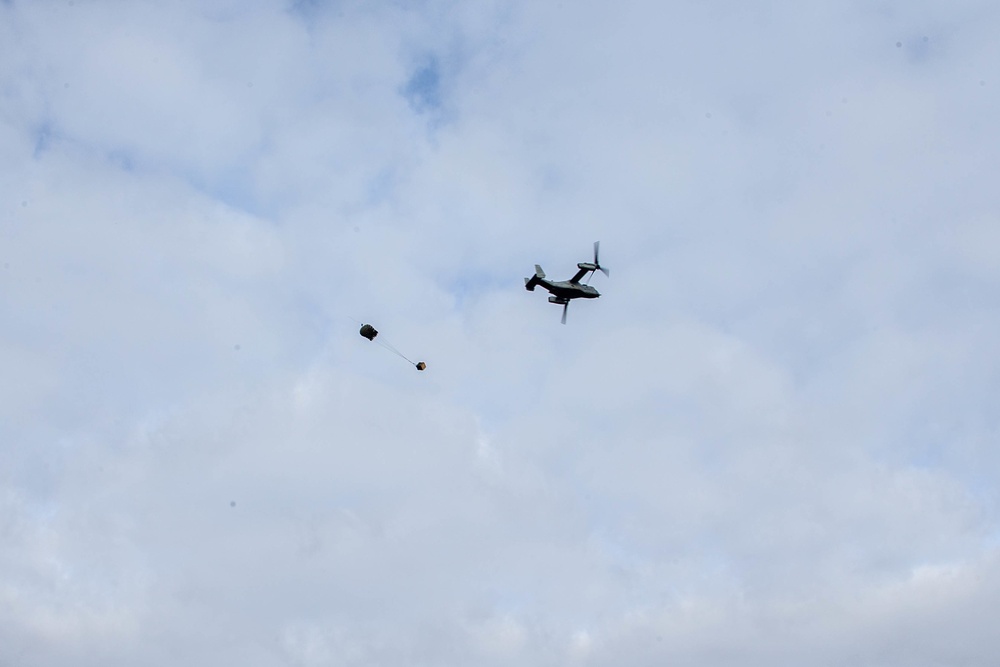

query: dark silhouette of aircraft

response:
[525,241,609,323]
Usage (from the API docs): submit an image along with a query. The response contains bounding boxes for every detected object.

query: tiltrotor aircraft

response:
[524,241,609,323]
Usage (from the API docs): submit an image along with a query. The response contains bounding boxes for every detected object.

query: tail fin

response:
[524,265,545,291]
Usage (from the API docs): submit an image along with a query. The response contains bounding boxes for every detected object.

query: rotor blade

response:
[561,301,569,324]
[593,240,608,277]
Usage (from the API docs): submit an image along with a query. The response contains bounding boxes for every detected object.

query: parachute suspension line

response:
[375,337,418,366]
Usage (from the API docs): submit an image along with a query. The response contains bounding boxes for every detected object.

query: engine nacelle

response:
[548,296,568,304]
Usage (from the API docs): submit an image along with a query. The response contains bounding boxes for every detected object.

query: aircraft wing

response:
[568,267,590,284]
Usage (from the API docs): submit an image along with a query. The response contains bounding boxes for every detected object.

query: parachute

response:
[358,322,426,371]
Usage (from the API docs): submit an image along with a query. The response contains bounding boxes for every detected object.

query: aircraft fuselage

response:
[536,279,600,300]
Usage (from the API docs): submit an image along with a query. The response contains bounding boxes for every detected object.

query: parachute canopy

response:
[359,324,378,341]
[416,362,426,371]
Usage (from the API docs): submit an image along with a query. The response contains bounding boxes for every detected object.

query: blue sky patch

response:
[32,122,54,158]
[402,56,442,113]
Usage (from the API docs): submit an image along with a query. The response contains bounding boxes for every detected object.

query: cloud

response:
[2,0,1000,665]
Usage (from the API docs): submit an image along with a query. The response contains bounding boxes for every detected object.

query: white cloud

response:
[2,0,1000,664]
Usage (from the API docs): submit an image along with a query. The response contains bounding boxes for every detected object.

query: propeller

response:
[593,241,609,277]
[561,301,569,324]
[584,241,610,285]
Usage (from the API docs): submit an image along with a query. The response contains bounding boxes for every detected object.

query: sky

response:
[2,0,999,664]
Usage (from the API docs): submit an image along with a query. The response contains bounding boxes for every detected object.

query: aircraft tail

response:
[524,265,545,291]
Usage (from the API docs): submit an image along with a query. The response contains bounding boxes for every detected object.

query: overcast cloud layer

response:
[2,1,1000,665]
